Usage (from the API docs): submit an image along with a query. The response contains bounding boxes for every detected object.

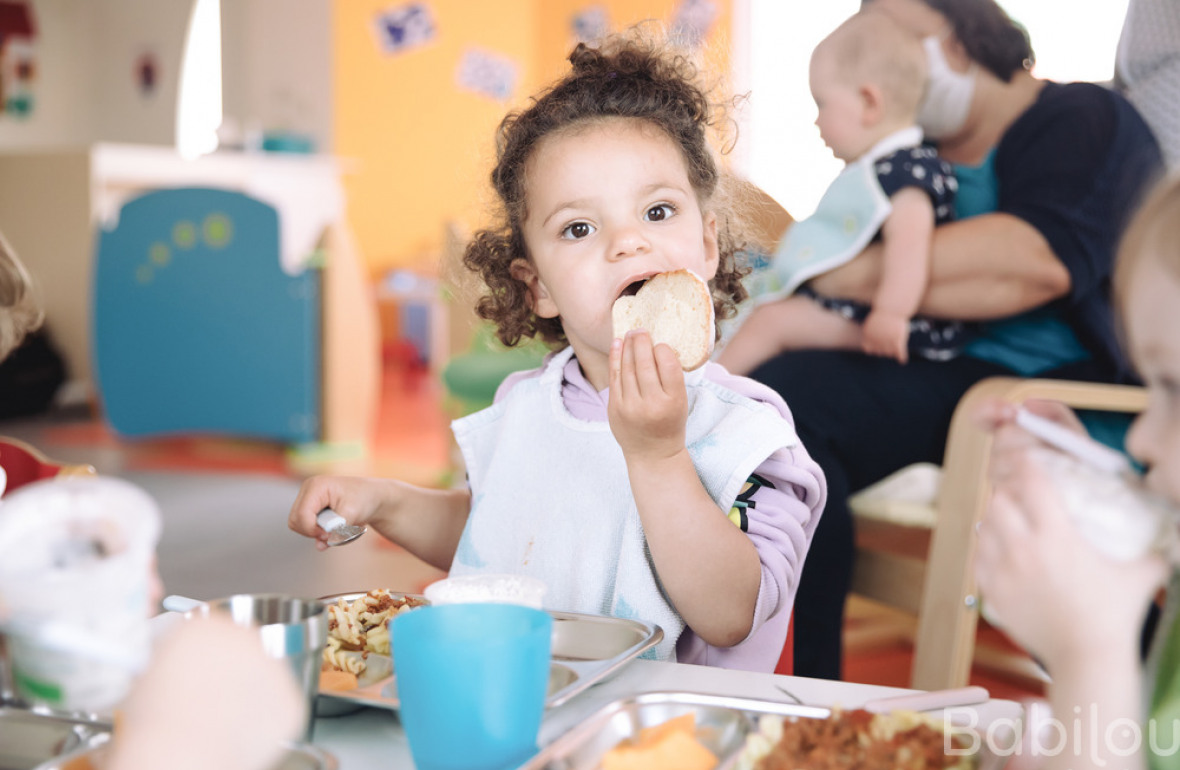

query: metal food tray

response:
[0,706,111,770]
[33,740,337,770]
[519,691,1004,770]
[314,591,663,715]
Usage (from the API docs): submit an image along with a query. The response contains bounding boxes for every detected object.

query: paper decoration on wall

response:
[671,0,717,48]
[373,2,436,56]
[456,48,518,102]
[136,52,158,98]
[0,1,36,118]
[572,5,609,43]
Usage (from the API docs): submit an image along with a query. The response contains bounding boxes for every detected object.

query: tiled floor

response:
[0,349,1044,701]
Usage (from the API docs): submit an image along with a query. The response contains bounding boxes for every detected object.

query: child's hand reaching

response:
[861,309,909,363]
[289,475,407,551]
[608,330,688,463]
[973,399,1168,670]
[288,473,471,569]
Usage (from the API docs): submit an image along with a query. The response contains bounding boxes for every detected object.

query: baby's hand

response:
[861,311,909,363]
[607,330,688,463]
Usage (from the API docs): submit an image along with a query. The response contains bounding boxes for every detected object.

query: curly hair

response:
[0,230,42,362]
[462,28,752,349]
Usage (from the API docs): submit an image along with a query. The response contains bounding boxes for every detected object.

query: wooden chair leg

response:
[909,378,997,690]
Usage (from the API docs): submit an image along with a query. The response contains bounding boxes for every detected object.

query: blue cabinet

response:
[93,187,321,443]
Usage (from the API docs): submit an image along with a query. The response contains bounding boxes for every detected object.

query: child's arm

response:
[608,331,761,646]
[974,401,1167,770]
[288,476,471,571]
[861,187,936,363]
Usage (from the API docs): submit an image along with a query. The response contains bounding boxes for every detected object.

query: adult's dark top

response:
[953,81,1162,383]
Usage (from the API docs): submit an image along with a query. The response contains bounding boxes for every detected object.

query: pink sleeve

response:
[676,365,827,671]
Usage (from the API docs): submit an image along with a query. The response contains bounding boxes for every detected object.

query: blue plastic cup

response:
[392,603,553,770]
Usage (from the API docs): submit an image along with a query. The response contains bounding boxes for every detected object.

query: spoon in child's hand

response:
[317,509,366,546]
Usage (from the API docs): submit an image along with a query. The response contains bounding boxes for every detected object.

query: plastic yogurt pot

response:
[423,574,547,609]
[0,476,162,712]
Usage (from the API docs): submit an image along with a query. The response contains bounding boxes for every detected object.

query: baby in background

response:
[718,10,962,374]
[289,27,826,673]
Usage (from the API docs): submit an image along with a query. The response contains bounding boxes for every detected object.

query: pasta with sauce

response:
[321,590,426,680]
[736,709,977,770]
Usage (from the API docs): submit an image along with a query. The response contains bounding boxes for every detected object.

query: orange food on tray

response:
[737,708,976,770]
[318,668,359,692]
[602,713,717,770]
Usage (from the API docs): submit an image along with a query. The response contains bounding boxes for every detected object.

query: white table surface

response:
[309,658,1022,768]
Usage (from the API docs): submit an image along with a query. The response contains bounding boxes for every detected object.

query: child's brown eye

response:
[562,221,593,239]
[645,204,674,222]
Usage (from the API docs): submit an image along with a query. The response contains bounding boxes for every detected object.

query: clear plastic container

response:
[424,574,547,609]
[0,477,161,713]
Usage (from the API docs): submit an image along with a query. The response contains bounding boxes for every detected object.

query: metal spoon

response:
[161,594,206,613]
[316,509,366,546]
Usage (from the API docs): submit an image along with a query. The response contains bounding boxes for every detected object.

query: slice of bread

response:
[611,269,715,370]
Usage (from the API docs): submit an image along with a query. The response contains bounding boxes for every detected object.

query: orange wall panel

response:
[334,0,731,276]
[334,1,539,277]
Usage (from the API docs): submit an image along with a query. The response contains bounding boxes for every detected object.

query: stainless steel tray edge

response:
[520,690,1004,770]
[545,611,663,708]
[314,592,663,713]
[0,705,113,770]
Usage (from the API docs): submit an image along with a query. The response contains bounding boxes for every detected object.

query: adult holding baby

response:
[748,0,1164,679]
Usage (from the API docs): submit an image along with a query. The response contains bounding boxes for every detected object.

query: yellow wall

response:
[334,0,732,278]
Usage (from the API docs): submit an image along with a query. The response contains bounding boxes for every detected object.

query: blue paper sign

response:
[456,48,518,102]
[671,0,718,47]
[572,5,609,43]
[374,2,436,56]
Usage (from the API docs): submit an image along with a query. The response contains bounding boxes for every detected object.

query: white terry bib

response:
[761,126,923,302]
[449,347,800,661]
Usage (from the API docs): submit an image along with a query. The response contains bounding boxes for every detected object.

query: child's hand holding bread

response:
[612,269,715,371]
[608,269,715,459]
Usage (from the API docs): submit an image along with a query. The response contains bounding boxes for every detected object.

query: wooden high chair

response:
[736,181,1149,690]
[847,377,1148,690]
[0,436,96,496]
